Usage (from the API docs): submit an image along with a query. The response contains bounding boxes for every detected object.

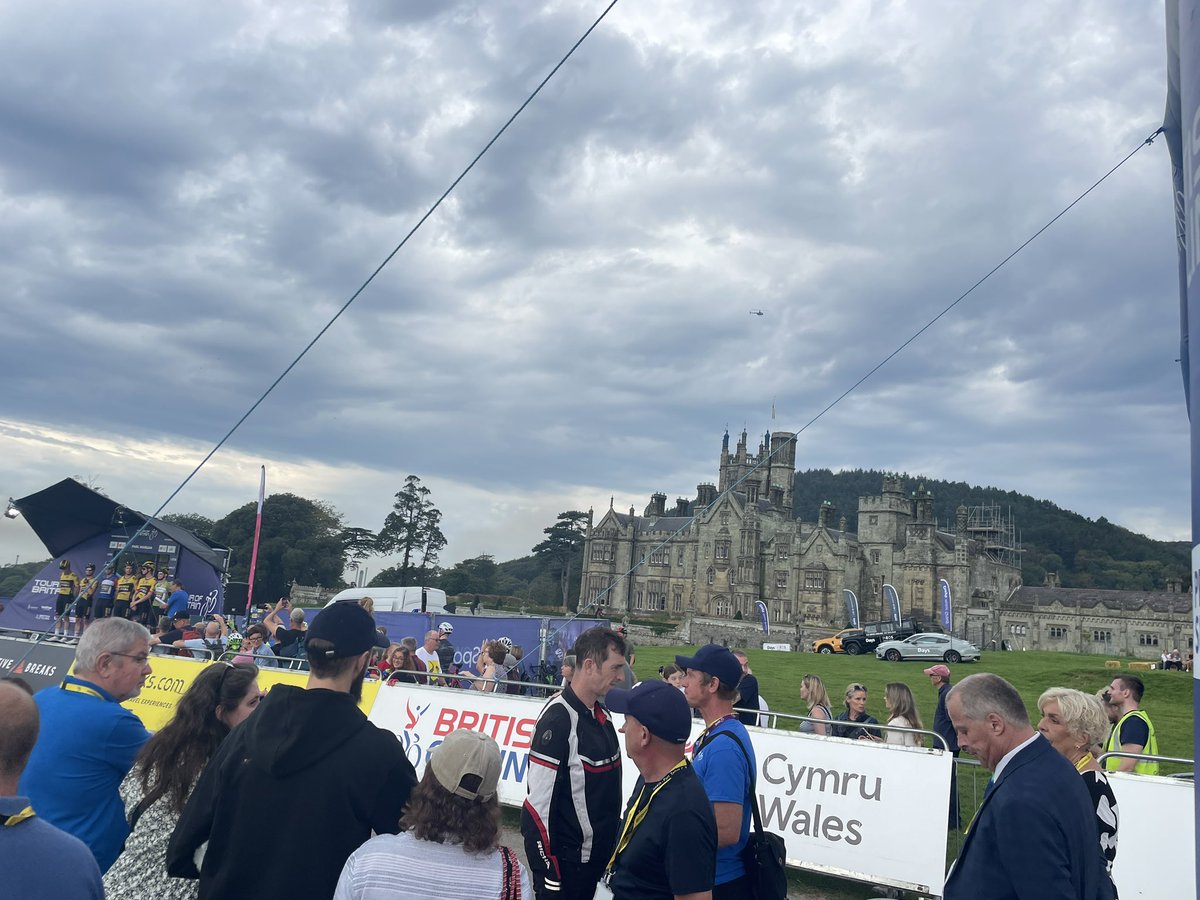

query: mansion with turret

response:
[580,428,1023,634]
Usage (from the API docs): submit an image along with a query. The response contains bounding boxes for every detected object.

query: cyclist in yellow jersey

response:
[130,562,158,626]
[72,563,99,637]
[52,559,78,640]
[113,562,138,619]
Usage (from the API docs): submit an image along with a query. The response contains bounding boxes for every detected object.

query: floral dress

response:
[102,765,200,900]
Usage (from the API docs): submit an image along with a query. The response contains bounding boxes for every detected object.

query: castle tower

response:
[767,431,796,515]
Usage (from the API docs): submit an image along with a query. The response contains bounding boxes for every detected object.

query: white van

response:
[324,586,450,614]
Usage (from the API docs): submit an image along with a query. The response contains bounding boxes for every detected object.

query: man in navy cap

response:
[603,680,716,900]
[676,644,756,900]
[168,602,417,900]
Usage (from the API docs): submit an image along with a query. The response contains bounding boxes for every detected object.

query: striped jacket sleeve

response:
[521,703,569,892]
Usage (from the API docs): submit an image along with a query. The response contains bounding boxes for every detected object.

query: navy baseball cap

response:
[675,643,742,689]
[606,680,691,744]
[307,602,377,658]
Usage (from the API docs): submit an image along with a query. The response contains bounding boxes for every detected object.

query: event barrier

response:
[367,680,954,896]
[0,633,78,692]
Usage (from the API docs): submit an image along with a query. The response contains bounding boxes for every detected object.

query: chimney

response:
[1045,572,1060,588]
[674,497,690,516]
[818,500,836,528]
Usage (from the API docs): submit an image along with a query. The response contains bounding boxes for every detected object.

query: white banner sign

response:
[1108,771,1195,898]
[369,683,953,894]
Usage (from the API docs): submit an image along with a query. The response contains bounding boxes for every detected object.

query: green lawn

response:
[634,645,1194,898]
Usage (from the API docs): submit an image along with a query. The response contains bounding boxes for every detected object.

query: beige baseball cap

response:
[430,729,501,801]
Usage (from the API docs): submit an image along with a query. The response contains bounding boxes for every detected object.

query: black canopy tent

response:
[14,478,230,570]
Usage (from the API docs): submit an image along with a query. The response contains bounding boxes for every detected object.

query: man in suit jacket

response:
[944,673,1114,900]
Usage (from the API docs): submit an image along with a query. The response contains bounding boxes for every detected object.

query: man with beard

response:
[167,602,417,899]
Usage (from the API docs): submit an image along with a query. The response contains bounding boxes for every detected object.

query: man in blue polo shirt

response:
[676,643,756,900]
[18,618,152,872]
[0,678,103,899]
[165,578,191,620]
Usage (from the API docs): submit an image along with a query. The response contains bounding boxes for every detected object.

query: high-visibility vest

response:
[1104,709,1159,775]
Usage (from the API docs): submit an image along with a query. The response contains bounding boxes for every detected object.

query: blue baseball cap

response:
[606,680,691,744]
[675,643,742,689]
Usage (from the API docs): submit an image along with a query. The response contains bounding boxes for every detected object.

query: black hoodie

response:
[167,684,416,899]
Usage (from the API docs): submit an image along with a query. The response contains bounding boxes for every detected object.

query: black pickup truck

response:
[838,618,928,655]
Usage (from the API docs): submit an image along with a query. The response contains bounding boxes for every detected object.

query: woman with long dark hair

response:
[103,662,261,899]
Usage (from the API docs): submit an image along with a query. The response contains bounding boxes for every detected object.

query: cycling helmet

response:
[438,622,454,634]
[497,636,513,651]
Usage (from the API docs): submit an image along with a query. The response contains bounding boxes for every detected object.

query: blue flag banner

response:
[755,600,770,636]
[1163,1,1199,874]
[939,579,953,632]
[843,589,860,628]
[883,583,901,625]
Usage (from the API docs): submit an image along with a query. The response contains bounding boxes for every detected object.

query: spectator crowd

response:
[0,593,1170,900]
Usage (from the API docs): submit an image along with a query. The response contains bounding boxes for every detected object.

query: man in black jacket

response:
[925,663,960,829]
[167,602,417,899]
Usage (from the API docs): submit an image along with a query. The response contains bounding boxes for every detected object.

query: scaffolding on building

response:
[965,503,1021,568]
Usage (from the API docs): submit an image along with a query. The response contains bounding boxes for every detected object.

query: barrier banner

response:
[116,656,382,731]
[938,579,953,631]
[883,583,901,624]
[120,655,209,731]
[0,636,78,692]
[368,683,953,894]
[843,589,860,628]
[1108,771,1195,898]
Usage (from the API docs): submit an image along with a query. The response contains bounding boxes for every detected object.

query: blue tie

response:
[983,776,996,801]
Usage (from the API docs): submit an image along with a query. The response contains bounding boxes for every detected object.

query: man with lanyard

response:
[51,559,78,641]
[18,618,152,872]
[1102,674,1159,775]
[0,679,104,899]
[925,664,961,829]
[602,680,717,900]
[522,627,626,900]
[129,561,158,626]
[676,643,755,900]
[92,564,117,621]
[71,564,99,639]
[112,561,138,620]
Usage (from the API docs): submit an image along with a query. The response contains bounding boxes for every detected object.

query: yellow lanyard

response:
[61,680,106,701]
[606,759,689,876]
[1074,752,1094,773]
[3,806,35,827]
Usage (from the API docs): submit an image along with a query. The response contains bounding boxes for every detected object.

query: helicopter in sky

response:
[749,309,765,316]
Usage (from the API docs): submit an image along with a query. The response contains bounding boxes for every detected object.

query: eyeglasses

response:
[110,652,151,665]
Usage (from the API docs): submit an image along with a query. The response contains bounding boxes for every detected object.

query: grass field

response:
[632,645,1194,898]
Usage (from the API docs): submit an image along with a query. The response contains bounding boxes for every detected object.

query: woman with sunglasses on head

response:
[103,662,262,899]
[831,682,881,740]
[798,674,833,736]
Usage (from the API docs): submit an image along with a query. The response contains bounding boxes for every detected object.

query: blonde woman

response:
[832,682,880,740]
[880,682,924,746]
[1037,687,1119,883]
[798,674,832,736]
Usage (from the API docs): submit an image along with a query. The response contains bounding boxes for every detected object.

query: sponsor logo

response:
[13,661,57,678]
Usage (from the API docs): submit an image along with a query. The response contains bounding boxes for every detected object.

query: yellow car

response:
[812,628,864,654]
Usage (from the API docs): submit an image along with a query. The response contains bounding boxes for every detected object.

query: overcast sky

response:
[0,1,1186,578]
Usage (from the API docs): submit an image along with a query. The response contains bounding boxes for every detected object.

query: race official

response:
[604,680,717,900]
[521,627,625,900]
[18,619,152,872]
[677,644,755,900]
[1102,675,1158,775]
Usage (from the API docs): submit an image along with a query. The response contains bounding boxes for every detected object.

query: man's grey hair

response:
[75,618,151,671]
[400,636,418,652]
[948,673,1029,726]
[424,630,440,642]
[289,607,306,624]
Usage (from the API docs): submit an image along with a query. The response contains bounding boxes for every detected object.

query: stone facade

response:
[985,583,1193,659]
[580,429,1023,635]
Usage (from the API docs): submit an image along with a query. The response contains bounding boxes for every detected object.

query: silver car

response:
[875,632,981,664]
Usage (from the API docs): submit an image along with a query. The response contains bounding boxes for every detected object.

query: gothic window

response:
[649,548,668,566]
[913,580,926,605]
[775,543,789,561]
[1138,633,1160,647]
[673,591,683,612]
[635,590,643,610]
[677,546,684,565]
[747,485,759,503]
[804,571,825,590]
[720,512,730,526]
[775,571,788,590]
[707,567,715,586]
[715,541,730,560]
[1092,630,1112,643]
[1048,626,1067,639]
[729,567,736,585]
[871,550,881,564]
